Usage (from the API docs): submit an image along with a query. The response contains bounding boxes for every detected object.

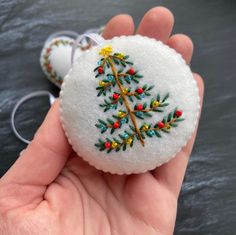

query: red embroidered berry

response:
[175,110,183,117]
[113,93,119,100]
[136,87,144,94]
[105,142,111,149]
[46,48,51,54]
[158,121,165,129]
[128,68,135,75]
[98,66,104,74]
[47,64,52,71]
[113,122,120,129]
[136,104,143,111]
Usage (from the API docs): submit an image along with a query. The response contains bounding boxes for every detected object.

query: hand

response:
[0,7,204,235]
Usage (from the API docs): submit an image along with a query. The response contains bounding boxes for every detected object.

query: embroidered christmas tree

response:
[94,45,184,153]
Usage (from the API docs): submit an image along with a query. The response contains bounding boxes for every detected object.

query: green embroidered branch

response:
[98,83,155,112]
[132,93,170,119]
[99,94,123,112]
[116,70,143,85]
[123,84,154,102]
[95,108,184,153]
[96,79,114,97]
[95,110,129,134]
[110,54,133,66]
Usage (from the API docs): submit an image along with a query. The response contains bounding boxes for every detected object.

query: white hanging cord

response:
[45,30,79,44]
[71,33,105,64]
[83,25,105,35]
[45,26,105,45]
[11,91,56,144]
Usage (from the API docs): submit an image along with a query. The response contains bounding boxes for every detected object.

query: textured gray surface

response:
[0,0,236,234]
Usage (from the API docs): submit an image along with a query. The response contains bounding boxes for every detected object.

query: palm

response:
[0,7,203,235]
[1,155,177,234]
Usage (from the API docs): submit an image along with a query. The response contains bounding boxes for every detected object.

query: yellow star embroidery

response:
[99,45,113,57]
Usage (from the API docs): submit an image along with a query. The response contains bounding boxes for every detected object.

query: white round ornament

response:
[40,28,104,88]
[60,35,200,174]
[40,36,84,88]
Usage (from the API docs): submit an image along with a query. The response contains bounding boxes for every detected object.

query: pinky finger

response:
[167,34,194,64]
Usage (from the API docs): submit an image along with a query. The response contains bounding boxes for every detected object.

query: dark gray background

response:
[0,0,236,234]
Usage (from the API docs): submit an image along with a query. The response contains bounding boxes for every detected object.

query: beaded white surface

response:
[60,35,200,174]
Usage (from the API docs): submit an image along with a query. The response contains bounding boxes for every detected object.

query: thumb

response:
[2,100,72,186]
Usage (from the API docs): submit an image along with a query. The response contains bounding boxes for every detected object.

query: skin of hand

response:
[0,7,204,235]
